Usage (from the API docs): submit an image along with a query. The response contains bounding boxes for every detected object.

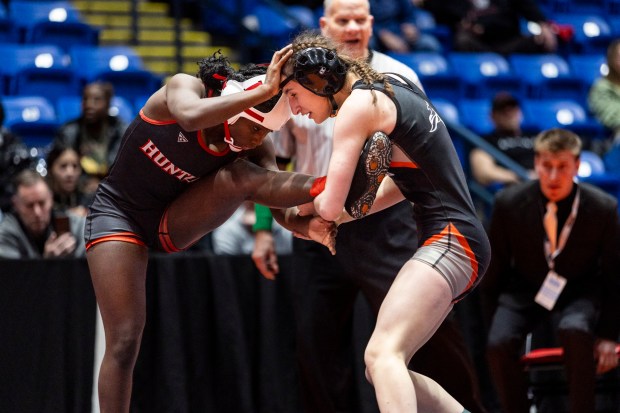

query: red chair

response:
[521,339,620,410]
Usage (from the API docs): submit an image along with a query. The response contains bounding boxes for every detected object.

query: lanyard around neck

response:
[544,188,580,270]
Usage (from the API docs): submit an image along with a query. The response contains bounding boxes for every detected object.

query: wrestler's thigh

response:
[371,259,453,360]
[87,241,149,326]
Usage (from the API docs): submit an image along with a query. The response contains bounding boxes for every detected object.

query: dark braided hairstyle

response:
[196,50,282,113]
[283,31,394,104]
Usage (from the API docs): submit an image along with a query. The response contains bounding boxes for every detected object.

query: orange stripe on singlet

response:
[390,161,418,169]
[85,232,146,251]
[158,208,182,253]
[423,223,479,293]
[139,109,178,125]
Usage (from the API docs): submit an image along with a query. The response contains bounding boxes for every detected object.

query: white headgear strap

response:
[221,74,291,131]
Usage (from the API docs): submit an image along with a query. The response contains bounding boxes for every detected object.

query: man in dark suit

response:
[481,128,620,413]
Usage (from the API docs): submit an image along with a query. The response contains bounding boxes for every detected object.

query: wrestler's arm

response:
[336,176,405,225]
[164,47,293,131]
[247,137,337,254]
[313,92,375,221]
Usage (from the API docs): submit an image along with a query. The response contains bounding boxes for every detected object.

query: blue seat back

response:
[458,99,494,136]
[388,52,464,100]
[447,52,521,98]
[2,95,59,149]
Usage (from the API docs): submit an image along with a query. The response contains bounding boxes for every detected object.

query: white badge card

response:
[534,270,567,311]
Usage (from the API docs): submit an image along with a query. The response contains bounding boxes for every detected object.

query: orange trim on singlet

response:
[158,208,182,253]
[139,109,178,125]
[197,129,231,156]
[423,222,479,292]
[85,232,146,251]
[390,161,418,169]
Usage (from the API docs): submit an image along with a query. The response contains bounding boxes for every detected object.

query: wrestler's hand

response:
[293,216,337,255]
[44,232,77,258]
[251,230,280,280]
[266,44,293,96]
[595,339,619,374]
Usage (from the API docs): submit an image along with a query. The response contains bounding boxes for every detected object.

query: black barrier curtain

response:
[132,253,303,413]
[0,253,378,413]
[0,258,96,413]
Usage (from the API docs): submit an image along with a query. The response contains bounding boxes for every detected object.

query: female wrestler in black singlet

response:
[86,47,336,413]
[279,33,490,413]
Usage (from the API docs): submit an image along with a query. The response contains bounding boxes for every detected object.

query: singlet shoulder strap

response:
[383,72,425,97]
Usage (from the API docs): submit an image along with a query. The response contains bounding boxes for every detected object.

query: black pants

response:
[486,294,597,413]
[291,201,488,413]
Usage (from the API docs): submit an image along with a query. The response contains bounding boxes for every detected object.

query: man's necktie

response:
[544,201,558,254]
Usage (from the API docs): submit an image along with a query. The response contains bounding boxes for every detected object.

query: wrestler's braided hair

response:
[287,31,394,104]
[196,50,280,113]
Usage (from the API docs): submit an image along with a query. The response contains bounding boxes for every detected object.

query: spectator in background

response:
[481,128,620,413]
[0,169,86,259]
[470,92,536,187]
[54,81,128,196]
[588,38,620,170]
[369,0,442,54]
[212,201,291,255]
[0,99,35,215]
[45,143,92,217]
[416,0,557,55]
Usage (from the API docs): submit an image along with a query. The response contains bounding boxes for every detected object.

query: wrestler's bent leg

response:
[166,159,316,249]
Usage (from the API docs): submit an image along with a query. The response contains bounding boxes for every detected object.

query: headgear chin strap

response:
[220,74,291,151]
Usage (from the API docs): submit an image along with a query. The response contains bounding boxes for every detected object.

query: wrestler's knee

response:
[106,320,145,369]
[364,339,402,385]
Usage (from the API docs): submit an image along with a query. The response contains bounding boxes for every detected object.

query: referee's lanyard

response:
[544,188,580,271]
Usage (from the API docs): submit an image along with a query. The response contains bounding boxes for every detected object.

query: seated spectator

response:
[45,143,92,217]
[369,0,442,54]
[470,92,536,187]
[417,0,557,55]
[481,128,620,413]
[0,169,86,259]
[588,39,620,167]
[0,99,36,214]
[212,201,291,255]
[54,81,128,197]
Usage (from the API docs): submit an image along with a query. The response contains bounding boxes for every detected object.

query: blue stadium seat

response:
[0,43,80,101]
[578,150,620,200]
[69,45,162,101]
[2,95,59,150]
[26,21,99,52]
[54,95,81,123]
[8,0,83,42]
[578,150,606,177]
[134,94,150,114]
[56,95,136,124]
[509,54,584,102]
[0,10,18,43]
[431,98,459,124]
[521,98,604,139]
[413,9,451,49]
[567,54,607,89]
[388,52,464,101]
[553,14,613,54]
[110,96,137,123]
[447,52,522,99]
[246,4,316,49]
[198,0,255,36]
[457,99,494,136]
